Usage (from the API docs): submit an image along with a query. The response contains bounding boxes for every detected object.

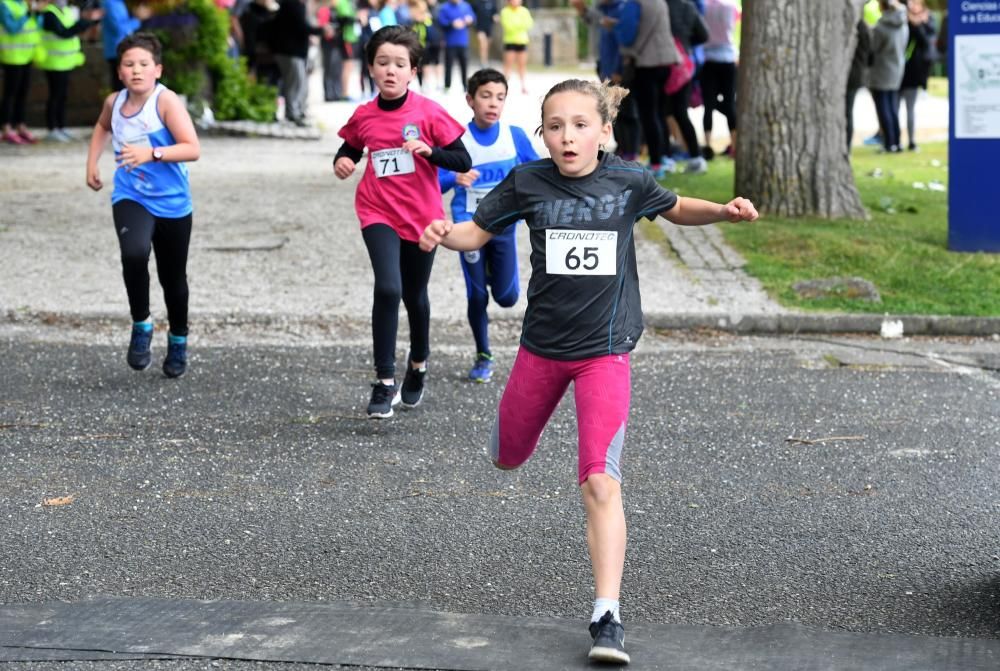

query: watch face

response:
[153,149,163,160]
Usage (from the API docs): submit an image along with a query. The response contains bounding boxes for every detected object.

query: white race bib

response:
[371,148,415,178]
[468,186,491,211]
[545,230,617,276]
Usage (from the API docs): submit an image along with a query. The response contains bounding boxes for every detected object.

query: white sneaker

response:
[46,129,70,143]
[685,156,708,174]
[57,128,77,141]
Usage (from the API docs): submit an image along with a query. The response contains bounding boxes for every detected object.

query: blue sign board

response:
[948,0,1000,252]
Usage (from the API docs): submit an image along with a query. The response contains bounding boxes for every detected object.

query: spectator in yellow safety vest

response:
[0,0,41,143]
[37,0,101,141]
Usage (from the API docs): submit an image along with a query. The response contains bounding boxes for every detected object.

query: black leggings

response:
[613,93,641,156]
[444,45,468,91]
[362,224,436,380]
[45,70,70,130]
[665,80,701,158]
[629,66,669,164]
[700,60,737,134]
[0,63,31,126]
[112,199,192,336]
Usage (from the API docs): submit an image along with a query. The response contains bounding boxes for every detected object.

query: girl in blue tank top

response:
[85,32,201,378]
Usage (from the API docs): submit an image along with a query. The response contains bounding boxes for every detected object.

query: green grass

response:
[927,76,948,99]
[659,142,1000,316]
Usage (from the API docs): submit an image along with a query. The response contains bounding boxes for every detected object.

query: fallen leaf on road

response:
[42,495,75,507]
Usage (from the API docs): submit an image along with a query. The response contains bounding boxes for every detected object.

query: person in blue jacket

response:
[439,68,537,382]
[437,0,474,91]
[102,0,149,90]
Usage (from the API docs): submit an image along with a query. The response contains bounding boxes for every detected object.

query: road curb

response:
[5,309,1000,338]
[645,312,1000,337]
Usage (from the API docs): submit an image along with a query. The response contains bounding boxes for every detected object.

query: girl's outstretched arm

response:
[660,196,758,226]
[420,220,494,252]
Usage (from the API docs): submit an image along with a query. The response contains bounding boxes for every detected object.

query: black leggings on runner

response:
[362,224,436,380]
[112,199,192,336]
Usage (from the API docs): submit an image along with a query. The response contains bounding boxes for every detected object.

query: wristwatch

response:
[152,148,164,162]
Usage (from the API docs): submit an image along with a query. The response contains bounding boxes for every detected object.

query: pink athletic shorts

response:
[489,347,631,484]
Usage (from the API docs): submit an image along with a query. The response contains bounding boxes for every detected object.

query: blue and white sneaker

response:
[162,333,187,378]
[127,320,153,371]
[468,353,495,383]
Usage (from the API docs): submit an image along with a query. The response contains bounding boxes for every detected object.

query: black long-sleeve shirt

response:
[335,91,472,173]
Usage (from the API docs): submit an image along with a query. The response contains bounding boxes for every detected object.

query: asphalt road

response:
[1,327,998,670]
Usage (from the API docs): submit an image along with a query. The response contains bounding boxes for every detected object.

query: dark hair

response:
[467,68,507,97]
[365,25,423,68]
[116,32,163,64]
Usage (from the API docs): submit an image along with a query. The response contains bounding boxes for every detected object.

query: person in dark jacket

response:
[272,0,330,125]
[240,0,280,85]
[665,0,708,173]
[898,0,936,151]
[846,17,872,151]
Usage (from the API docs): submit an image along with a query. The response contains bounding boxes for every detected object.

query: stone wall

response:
[482,8,579,67]
[0,40,108,129]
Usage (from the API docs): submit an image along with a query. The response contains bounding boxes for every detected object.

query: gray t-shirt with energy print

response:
[473,151,678,360]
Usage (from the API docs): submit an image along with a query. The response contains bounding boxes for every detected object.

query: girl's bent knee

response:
[581,473,621,506]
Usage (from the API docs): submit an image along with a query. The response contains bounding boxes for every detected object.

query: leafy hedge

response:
[148,0,276,121]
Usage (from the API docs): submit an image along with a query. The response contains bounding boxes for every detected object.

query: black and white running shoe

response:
[588,611,630,665]
[400,366,426,408]
[367,381,400,418]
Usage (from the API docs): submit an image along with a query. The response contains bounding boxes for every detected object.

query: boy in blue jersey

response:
[439,68,538,382]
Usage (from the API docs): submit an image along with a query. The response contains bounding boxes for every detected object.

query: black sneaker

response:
[588,611,630,665]
[400,366,426,408]
[162,335,187,378]
[127,322,153,371]
[367,381,400,418]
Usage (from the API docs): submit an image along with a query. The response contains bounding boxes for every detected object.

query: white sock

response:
[379,378,394,386]
[591,598,620,623]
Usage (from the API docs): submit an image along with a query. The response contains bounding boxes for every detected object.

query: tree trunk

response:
[735,0,867,219]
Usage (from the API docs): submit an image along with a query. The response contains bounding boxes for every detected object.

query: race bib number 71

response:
[545,230,617,276]
[371,148,416,178]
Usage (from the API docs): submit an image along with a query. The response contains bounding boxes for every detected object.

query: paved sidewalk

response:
[2,66,992,338]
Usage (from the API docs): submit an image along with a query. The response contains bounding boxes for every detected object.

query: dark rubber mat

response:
[2,597,998,670]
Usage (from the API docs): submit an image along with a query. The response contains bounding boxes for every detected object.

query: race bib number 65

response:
[371,148,416,178]
[545,230,617,276]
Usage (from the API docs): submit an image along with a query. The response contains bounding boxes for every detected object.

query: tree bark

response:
[735,0,867,219]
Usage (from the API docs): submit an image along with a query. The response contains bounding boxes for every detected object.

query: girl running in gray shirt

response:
[420,78,758,664]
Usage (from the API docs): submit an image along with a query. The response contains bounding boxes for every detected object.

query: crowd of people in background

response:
[2,0,944,165]
[848,0,939,153]
[0,0,540,140]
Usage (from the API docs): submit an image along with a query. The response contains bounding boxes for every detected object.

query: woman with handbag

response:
[664,0,708,173]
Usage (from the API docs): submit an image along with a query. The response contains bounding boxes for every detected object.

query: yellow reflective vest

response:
[0,0,40,65]
[36,4,84,70]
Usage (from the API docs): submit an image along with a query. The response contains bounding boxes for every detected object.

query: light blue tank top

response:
[111,83,192,218]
